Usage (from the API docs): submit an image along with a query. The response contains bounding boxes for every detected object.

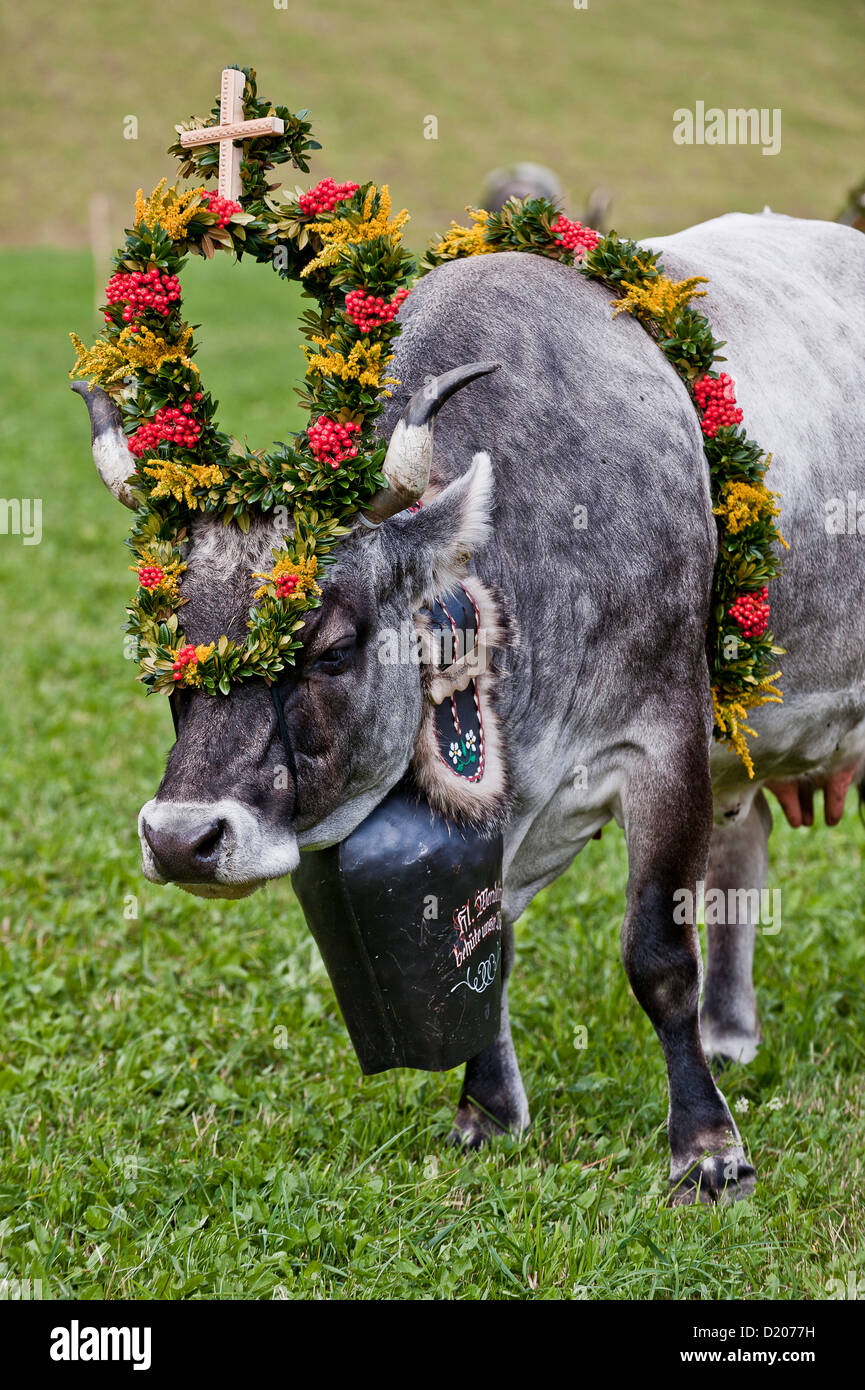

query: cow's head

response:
[73,364,497,898]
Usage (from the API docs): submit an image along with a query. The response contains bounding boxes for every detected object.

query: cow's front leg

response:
[621,747,755,1204]
[701,791,772,1067]
[449,921,530,1147]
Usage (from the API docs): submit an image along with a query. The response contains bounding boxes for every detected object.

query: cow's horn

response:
[71,381,138,510]
[363,361,500,524]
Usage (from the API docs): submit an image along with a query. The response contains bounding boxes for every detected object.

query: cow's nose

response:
[142,814,227,881]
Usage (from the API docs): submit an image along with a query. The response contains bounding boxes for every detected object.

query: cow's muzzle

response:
[138,797,299,897]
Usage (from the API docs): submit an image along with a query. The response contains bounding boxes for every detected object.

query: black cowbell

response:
[291,782,504,1073]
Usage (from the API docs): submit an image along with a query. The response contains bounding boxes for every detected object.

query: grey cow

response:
[73,211,865,1203]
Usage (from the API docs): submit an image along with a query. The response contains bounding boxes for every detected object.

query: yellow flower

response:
[143,460,225,509]
[301,185,410,276]
[713,480,780,535]
[303,336,397,391]
[135,180,206,240]
[611,273,708,330]
[69,325,197,389]
[118,324,197,376]
[252,554,320,601]
[69,333,128,389]
[712,675,782,779]
[433,207,493,260]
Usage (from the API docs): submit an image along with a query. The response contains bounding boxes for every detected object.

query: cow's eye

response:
[313,638,356,672]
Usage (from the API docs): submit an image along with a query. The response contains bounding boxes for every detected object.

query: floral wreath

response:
[71,66,413,695]
[69,64,784,775]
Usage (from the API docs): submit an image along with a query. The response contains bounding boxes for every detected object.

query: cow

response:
[480,161,612,233]
[72,210,865,1204]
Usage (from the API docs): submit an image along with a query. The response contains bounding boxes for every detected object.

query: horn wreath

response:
[363,360,500,524]
[71,381,138,510]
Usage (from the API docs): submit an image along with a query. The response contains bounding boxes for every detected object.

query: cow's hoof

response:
[447,1096,528,1150]
[668,1152,757,1206]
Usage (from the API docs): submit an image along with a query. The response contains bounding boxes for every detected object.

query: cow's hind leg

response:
[622,739,755,1204]
[448,920,530,1147]
[701,791,771,1068]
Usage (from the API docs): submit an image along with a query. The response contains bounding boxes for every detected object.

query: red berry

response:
[298,177,360,218]
[138,564,164,589]
[104,268,182,325]
[694,373,744,438]
[343,286,410,332]
[172,643,199,679]
[551,216,599,258]
[307,415,361,468]
[201,189,242,228]
[275,573,300,599]
[129,404,203,458]
[729,587,770,639]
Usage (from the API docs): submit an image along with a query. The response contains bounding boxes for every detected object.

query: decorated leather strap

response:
[425,585,486,783]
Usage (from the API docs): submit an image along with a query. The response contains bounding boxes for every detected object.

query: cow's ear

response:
[381,451,493,602]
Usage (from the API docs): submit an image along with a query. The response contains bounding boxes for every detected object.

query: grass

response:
[4,0,865,250]
[0,245,864,1300]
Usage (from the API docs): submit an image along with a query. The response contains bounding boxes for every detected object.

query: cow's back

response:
[647,214,865,792]
[385,218,865,829]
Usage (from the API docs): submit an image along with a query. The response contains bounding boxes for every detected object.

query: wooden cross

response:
[179,68,285,202]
